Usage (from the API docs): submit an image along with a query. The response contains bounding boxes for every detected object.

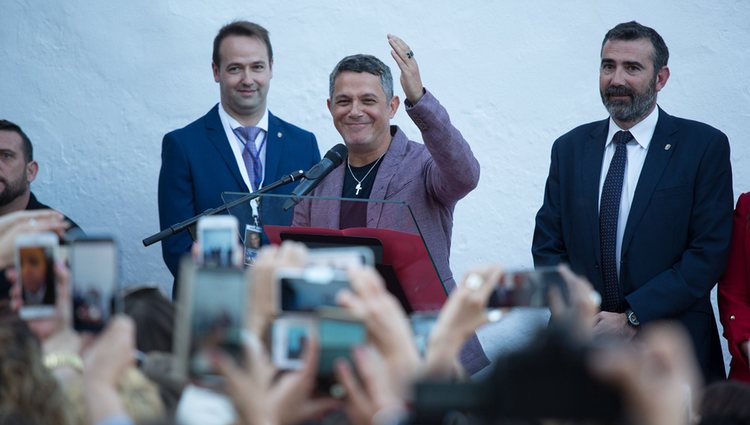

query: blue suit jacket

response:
[158,105,320,284]
[532,108,733,381]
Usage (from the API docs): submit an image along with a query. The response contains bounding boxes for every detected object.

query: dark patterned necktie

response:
[599,130,632,311]
[233,126,265,191]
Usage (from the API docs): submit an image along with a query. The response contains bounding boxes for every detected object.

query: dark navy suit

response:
[158,105,320,290]
[532,108,733,381]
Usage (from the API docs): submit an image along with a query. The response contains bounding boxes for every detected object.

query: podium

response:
[221,192,447,312]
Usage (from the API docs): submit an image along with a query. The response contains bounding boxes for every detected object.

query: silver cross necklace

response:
[347,154,384,196]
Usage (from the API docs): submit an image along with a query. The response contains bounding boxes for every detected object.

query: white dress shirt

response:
[217,103,269,191]
[598,107,660,274]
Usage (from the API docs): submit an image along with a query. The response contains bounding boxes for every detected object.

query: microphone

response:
[282,143,348,211]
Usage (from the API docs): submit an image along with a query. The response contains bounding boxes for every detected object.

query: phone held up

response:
[197,215,240,268]
[487,266,569,308]
[173,258,248,388]
[16,232,59,320]
[69,234,120,333]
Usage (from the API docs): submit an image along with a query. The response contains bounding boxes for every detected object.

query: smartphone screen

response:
[487,267,568,308]
[272,315,316,370]
[17,233,58,319]
[188,267,247,383]
[317,316,366,396]
[306,247,375,269]
[70,238,118,332]
[198,216,239,268]
[278,268,350,312]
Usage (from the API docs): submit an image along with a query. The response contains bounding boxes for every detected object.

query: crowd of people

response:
[1,16,749,425]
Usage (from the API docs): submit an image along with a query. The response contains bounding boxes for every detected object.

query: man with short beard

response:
[532,21,733,382]
[0,120,81,300]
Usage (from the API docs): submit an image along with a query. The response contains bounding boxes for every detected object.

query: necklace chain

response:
[347,154,384,196]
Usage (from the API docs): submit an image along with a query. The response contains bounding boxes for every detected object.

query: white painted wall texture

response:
[2,0,749,363]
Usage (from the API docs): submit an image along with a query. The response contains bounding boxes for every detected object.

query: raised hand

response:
[388,34,424,104]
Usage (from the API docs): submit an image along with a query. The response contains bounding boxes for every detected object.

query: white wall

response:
[2,0,748,351]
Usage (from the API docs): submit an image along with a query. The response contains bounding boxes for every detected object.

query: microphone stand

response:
[142,170,305,247]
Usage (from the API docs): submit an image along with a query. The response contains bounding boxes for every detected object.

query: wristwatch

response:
[625,309,640,327]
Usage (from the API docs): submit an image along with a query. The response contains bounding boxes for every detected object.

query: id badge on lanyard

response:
[243,199,263,266]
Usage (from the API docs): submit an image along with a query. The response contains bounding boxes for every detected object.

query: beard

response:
[601,79,657,123]
[0,170,28,207]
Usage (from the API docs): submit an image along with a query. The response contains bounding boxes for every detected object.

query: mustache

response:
[605,85,634,98]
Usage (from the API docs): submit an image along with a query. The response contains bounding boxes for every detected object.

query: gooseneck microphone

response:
[282,143,348,211]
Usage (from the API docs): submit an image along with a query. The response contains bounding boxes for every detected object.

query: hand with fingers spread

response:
[335,346,407,425]
[548,264,601,342]
[590,323,702,425]
[215,336,339,425]
[0,209,69,268]
[423,266,502,380]
[388,34,424,105]
[337,266,421,399]
[247,241,308,338]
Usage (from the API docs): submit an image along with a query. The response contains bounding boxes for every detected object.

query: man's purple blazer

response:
[293,90,488,373]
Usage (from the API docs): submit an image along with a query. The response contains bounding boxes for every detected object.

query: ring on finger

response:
[464,273,483,290]
[487,308,504,323]
[406,50,414,59]
[28,218,38,227]
[588,290,602,307]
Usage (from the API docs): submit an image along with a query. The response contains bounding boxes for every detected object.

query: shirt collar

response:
[217,102,269,133]
[606,106,659,150]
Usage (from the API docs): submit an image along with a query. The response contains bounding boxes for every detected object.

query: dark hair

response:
[0,120,33,162]
[699,381,750,425]
[602,21,669,71]
[123,286,175,353]
[329,54,394,99]
[212,21,273,68]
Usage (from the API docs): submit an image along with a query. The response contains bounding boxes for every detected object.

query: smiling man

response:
[293,35,486,373]
[532,21,733,381]
[158,21,320,293]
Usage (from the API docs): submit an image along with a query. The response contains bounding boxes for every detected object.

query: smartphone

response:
[271,314,316,370]
[16,232,58,319]
[69,235,119,332]
[272,311,366,397]
[316,313,367,396]
[197,215,239,268]
[487,267,568,308]
[276,267,350,312]
[174,260,248,387]
[306,247,375,269]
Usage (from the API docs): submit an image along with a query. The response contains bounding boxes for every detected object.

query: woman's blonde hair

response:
[0,313,74,425]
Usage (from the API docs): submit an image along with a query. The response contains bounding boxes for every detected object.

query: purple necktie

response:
[233,126,265,191]
[599,130,632,312]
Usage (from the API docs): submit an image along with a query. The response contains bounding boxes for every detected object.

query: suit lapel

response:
[584,120,609,261]
[368,127,407,227]
[621,108,677,253]
[205,106,248,191]
[265,112,283,185]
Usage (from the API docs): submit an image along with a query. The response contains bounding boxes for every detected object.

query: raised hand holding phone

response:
[16,231,58,320]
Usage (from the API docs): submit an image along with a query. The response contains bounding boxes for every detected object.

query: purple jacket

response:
[293,90,479,291]
[294,90,488,373]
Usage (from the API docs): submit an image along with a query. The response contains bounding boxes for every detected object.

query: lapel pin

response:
[664,144,672,151]
[277,131,283,139]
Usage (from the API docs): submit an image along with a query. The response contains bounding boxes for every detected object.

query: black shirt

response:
[340,158,384,229]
